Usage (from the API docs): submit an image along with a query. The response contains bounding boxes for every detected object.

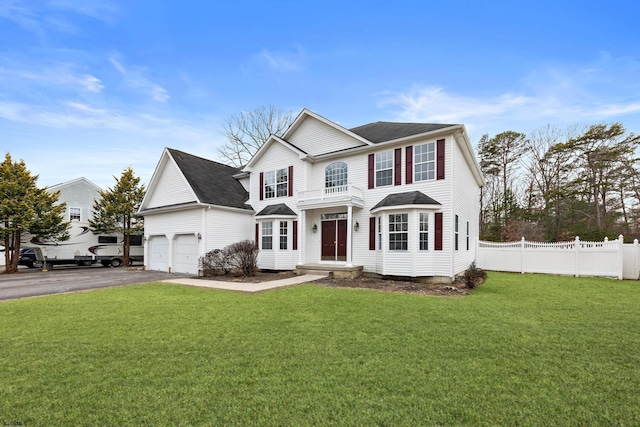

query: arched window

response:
[325,162,348,188]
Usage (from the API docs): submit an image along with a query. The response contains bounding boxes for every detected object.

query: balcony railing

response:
[297,184,364,208]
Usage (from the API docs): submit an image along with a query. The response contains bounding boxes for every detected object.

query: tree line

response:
[478,123,640,242]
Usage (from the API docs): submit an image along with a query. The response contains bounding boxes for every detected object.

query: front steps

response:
[295,263,363,279]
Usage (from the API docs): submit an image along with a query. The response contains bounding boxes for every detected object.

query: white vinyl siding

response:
[287,116,366,156]
[145,158,196,208]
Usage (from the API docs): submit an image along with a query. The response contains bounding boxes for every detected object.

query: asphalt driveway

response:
[0,264,194,301]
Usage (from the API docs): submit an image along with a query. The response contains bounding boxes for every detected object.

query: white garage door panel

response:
[174,234,199,275]
[149,236,169,272]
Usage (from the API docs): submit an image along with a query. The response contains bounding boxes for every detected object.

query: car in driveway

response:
[18,247,43,269]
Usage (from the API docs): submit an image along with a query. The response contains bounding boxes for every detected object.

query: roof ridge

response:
[167,148,240,171]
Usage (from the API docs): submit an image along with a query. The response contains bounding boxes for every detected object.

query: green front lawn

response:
[1,273,639,426]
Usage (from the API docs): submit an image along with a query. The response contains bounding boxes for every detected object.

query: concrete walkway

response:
[162,274,327,293]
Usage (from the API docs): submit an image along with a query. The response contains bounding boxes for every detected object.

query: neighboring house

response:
[141,109,484,281]
[48,177,102,223]
[138,148,254,274]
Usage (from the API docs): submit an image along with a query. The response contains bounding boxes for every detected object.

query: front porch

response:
[296,263,364,279]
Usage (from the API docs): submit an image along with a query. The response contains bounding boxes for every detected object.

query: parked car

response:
[18,247,43,268]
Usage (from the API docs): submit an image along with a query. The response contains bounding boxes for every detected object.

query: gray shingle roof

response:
[167,148,251,210]
[255,203,297,216]
[350,122,456,143]
[371,191,441,211]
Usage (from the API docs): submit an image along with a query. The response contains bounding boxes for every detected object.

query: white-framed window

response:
[279,221,288,250]
[378,216,382,250]
[375,152,393,187]
[455,215,459,251]
[264,168,288,198]
[419,212,429,251]
[414,142,436,181]
[466,221,470,251]
[262,221,273,250]
[325,162,348,188]
[69,207,81,221]
[389,213,408,251]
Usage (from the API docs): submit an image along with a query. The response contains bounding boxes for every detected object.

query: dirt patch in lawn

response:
[202,270,472,296]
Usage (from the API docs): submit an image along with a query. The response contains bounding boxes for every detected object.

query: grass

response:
[1,272,640,426]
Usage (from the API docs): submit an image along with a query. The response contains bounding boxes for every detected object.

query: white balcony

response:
[297,184,364,209]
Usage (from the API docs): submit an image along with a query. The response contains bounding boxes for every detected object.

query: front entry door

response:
[321,219,347,261]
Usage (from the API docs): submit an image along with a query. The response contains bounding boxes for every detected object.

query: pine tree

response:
[0,153,69,273]
[90,167,146,267]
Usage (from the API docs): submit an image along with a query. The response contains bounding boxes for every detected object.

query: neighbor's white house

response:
[139,109,484,281]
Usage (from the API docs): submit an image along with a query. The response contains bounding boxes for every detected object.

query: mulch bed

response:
[201,270,473,296]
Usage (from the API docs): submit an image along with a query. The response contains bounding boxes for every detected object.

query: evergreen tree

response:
[90,167,145,267]
[0,153,68,273]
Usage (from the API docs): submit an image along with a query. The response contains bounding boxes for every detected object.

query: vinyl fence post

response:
[520,237,525,274]
[635,239,639,280]
[618,235,624,280]
[575,236,580,277]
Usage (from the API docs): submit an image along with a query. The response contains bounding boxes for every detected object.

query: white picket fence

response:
[476,235,640,280]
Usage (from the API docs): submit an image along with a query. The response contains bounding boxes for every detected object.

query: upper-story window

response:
[325,162,348,188]
[376,152,393,187]
[414,142,435,182]
[264,168,288,198]
[69,207,81,221]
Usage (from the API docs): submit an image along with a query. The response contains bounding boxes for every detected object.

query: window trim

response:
[262,221,273,250]
[419,212,429,251]
[325,161,348,188]
[455,215,459,251]
[69,207,81,221]
[375,151,394,187]
[263,167,289,199]
[414,141,436,182]
[279,221,288,250]
[388,213,408,251]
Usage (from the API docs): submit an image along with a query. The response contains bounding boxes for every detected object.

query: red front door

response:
[321,219,347,261]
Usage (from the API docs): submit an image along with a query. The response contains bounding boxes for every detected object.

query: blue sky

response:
[1,0,639,189]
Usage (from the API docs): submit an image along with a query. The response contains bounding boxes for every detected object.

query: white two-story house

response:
[140,109,484,281]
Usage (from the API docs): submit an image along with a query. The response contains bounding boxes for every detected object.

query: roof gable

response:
[284,109,371,156]
[168,149,250,210]
[141,148,250,212]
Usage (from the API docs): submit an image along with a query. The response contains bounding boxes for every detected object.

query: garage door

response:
[174,234,199,275]
[148,236,169,272]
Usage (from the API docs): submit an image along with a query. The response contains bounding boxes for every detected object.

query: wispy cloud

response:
[0,0,118,37]
[109,56,170,103]
[380,55,640,137]
[11,64,104,93]
[255,47,305,72]
[48,0,120,23]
